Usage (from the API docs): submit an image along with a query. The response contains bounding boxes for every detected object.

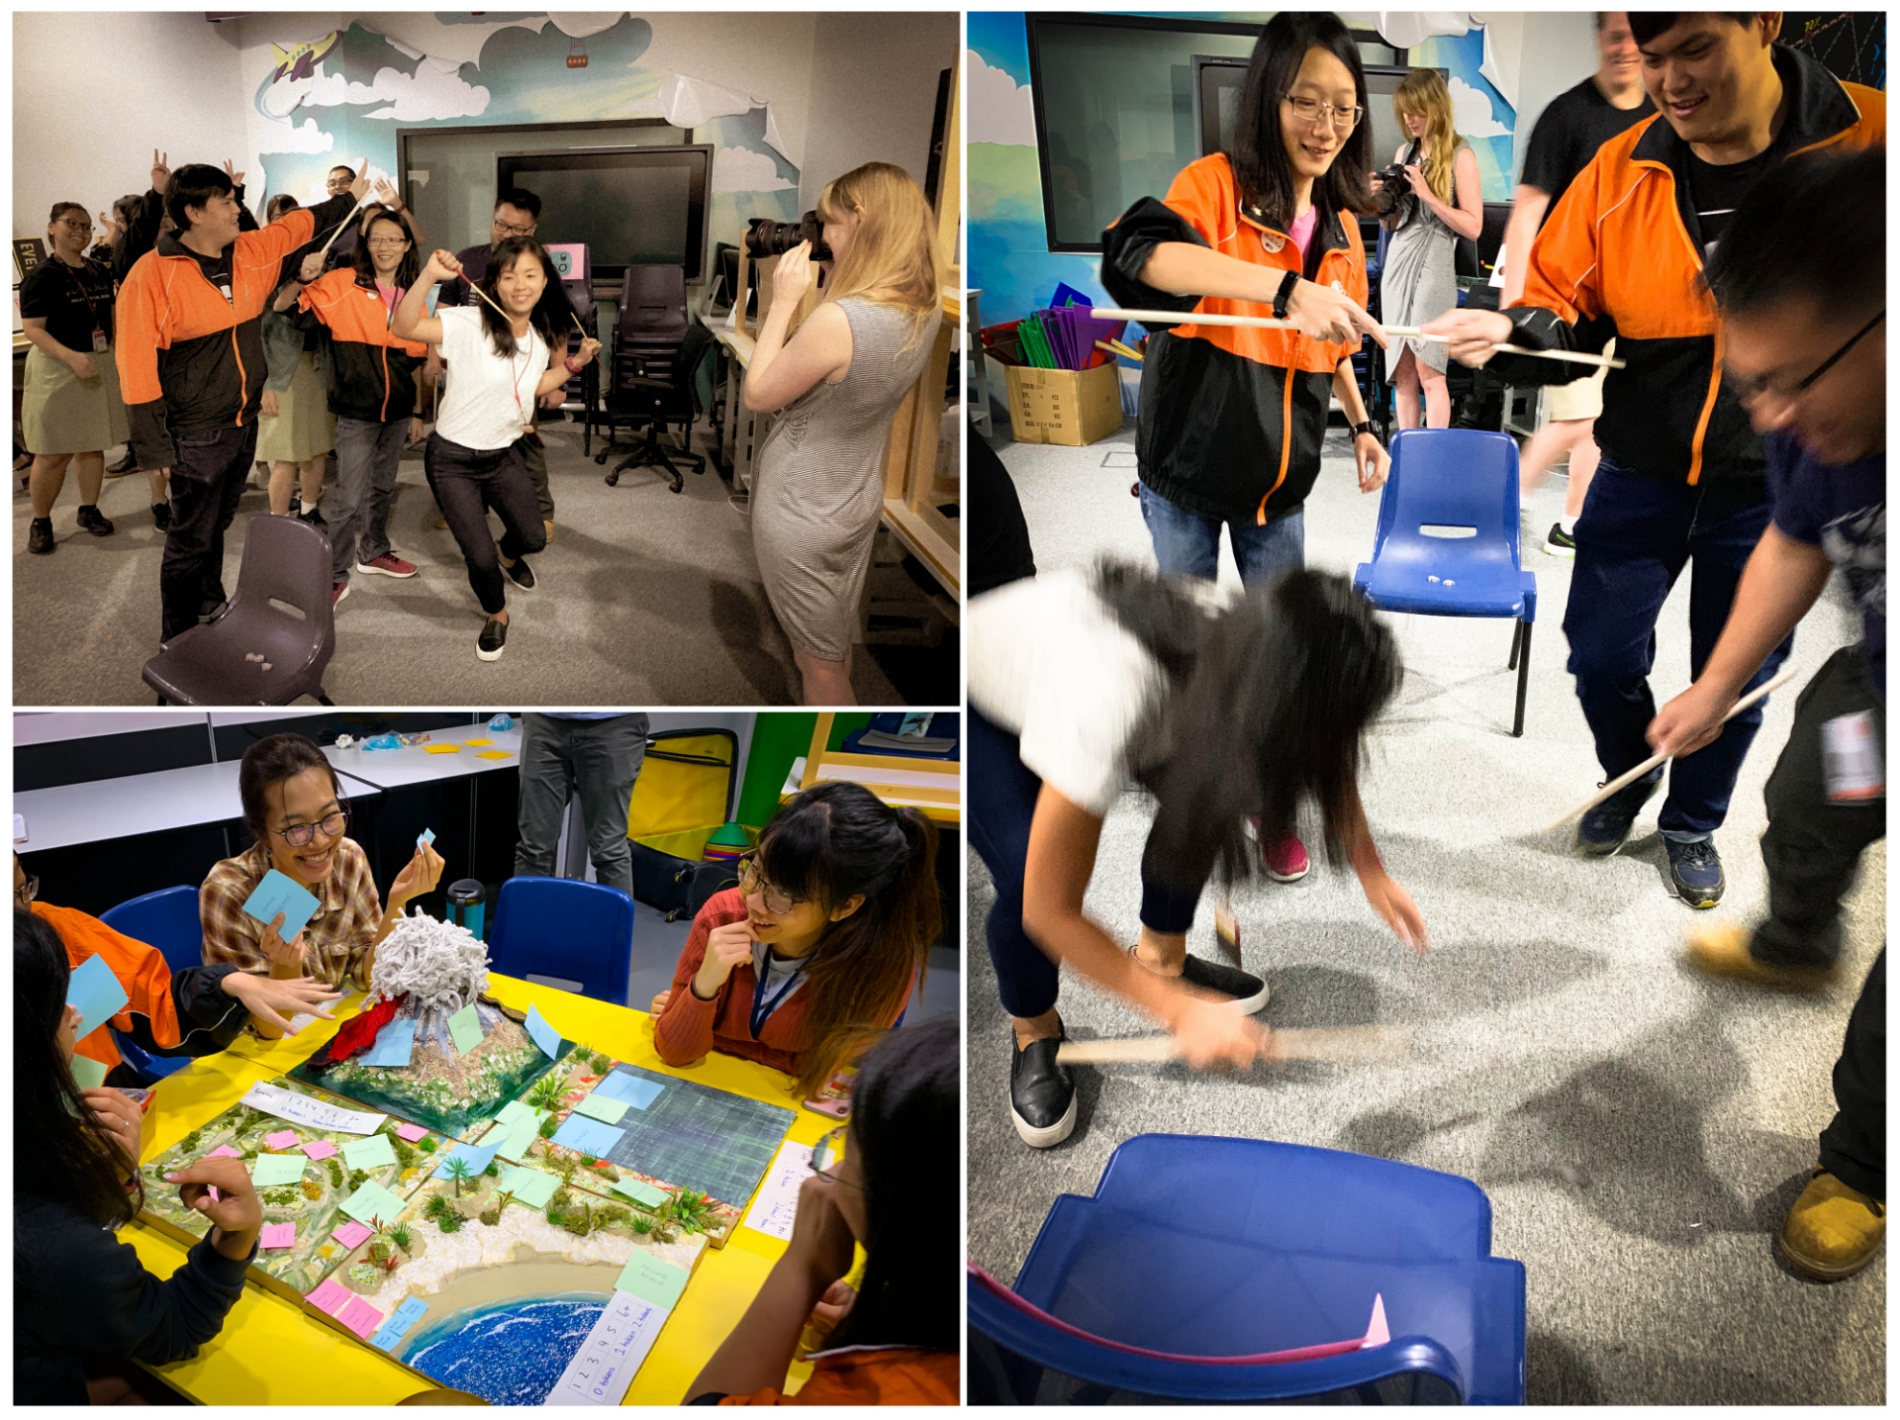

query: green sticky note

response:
[250,1152,308,1187]
[340,1180,408,1228]
[496,1100,541,1130]
[342,1132,397,1171]
[447,1004,483,1057]
[573,1093,629,1125]
[497,1163,559,1209]
[71,1055,109,1090]
[612,1177,668,1209]
[496,1121,541,1162]
[615,1251,691,1309]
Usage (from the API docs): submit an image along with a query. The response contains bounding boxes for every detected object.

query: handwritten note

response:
[241,1081,386,1136]
[331,1220,372,1250]
[300,1140,338,1161]
[342,1132,397,1170]
[336,1295,387,1339]
[265,1130,299,1150]
[611,1177,668,1209]
[240,869,321,942]
[260,1222,297,1250]
[360,1019,416,1069]
[546,1289,668,1406]
[551,1114,625,1157]
[66,954,129,1042]
[496,1163,559,1208]
[250,1153,308,1187]
[369,1296,430,1352]
[742,1140,815,1242]
[525,1003,563,1059]
[615,1252,691,1310]
[340,1180,408,1228]
[593,1070,665,1111]
[446,1003,483,1057]
[306,1277,353,1314]
[395,1123,427,1143]
[70,1053,110,1089]
[572,1093,628,1125]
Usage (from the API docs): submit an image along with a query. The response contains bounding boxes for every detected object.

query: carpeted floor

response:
[968,419,1885,1405]
[13,419,955,706]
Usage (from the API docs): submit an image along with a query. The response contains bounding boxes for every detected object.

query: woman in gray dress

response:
[1376,69,1483,430]
[744,162,943,705]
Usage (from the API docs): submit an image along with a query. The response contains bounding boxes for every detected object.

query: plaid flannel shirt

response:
[200,837,383,987]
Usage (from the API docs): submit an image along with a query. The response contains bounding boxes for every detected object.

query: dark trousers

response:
[969,704,1205,1019]
[331,415,406,582]
[424,433,547,616]
[160,421,260,642]
[1563,460,1792,836]
[1753,646,1887,967]
[518,432,553,520]
[1821,949,1884,1201]
[514,714,649,899]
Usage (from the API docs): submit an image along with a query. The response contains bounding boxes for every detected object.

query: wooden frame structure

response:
[798,714,960,825]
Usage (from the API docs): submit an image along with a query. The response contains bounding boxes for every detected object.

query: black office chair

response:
[596,264,707,494]
[560,274,600,457]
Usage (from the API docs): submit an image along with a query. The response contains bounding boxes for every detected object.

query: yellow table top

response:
[127,973,834,1405]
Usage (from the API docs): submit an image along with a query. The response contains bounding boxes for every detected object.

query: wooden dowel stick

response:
[1539,665,1801,834]
[1095,339,1143,363]
[1088,307,1625,369]
[316,194,370,259]
[1056,1026,1406,1066]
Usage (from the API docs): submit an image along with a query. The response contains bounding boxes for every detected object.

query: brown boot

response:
[1684,923,1838,992]
[1780,1168,1885,1281]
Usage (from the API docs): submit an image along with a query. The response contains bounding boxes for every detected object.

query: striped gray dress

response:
[1382,139,1468,379]
[752,298,933,662]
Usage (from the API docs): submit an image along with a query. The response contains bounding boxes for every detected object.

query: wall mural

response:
[247,13,799,257]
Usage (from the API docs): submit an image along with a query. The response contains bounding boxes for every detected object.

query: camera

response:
[1373,164,1417,226]
[744,211,832,262]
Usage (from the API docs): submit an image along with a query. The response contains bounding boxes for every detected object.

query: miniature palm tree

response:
[444,1156,475,1198]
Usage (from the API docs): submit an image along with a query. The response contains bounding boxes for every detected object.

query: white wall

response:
[1510,11,1601,183]
[14,12,246,238]
[800,12,960,211]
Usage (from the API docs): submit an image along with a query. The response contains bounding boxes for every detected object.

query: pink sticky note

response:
[306,1278,352,1314]
[332,1220,373,1250]
[301,1140,339,1161]
[336,1295,386,1339]
[265,1130,299,1150]
[207,1186,220,1202]
[260,1222,297,1250]
[206,1145,241,1160]
[395,1123,427,1142]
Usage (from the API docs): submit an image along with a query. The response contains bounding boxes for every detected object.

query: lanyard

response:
[60,259,107,325]
[749,951,805,1038]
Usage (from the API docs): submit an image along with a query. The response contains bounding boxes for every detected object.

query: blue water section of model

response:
[405,1292,612,1405]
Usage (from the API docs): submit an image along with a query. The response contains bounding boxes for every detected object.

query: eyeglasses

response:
[1732,310,1885,406]
[16,874,38,910]
[273,808,349,849]
[736,855,799,916]
[492,219,537,238]
[326,177,354,192]
[1284,94,1363,131]
[365,237,410,248]
[809,1125,863,1188]
[59,219,93,233]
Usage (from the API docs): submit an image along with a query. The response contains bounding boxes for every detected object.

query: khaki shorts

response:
[1543,338,1614,423]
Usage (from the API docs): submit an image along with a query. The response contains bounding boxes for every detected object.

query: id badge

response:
[91,326,108,353]
[1821,710,1884,802]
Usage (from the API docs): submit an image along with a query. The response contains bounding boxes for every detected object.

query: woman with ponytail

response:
[652,780,940,1099]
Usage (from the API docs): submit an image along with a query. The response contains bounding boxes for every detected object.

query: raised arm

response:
[742,242,852,411]
[393,249,458,346]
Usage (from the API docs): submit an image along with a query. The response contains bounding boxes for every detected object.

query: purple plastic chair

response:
[140,513,337,706]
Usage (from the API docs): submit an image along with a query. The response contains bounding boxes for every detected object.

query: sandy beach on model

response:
[390,1255,625,1361]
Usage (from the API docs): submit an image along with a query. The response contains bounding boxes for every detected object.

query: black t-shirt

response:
[968,419,1037,596]
[1520,76,1656,223]
[1686,148,1775,257]
[18,256,117,353]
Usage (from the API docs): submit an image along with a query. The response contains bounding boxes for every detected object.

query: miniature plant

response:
[301,1178,324,1202]
[368,1239,392,1265]
[579,1154,598,1169]
[326,1158,346,1188]
[537,1115,559,1139]
[179,1130,202,1153]
[479,1203,501,1226]
[444,1157,475,1198]
[437,1210,463,1234]
[597,1204,631,1227]
[630,1215,653,1236]
[348,1168,369,1193]
[526,1075,564,1111]
[483,1160,500,1178]
[424,1194,451,1221]
[390,1224,412,1251]
[589,1051,611,1073]
[562,1206,592,1237]
[545,1198,566,1227]
[664,1190,716,1236]
[591,1160,620,1182]
[391,1139,417,1170]
[417,1136,438,1154]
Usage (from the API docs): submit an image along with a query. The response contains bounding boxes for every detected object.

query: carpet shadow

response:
[1524,1331,1606,1404]
[707,577,793,703]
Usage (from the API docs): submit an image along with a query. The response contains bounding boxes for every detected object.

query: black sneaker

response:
[27,517,55,555]
[477,616,507,662]
[1543,522,1577,557]
[1010,1030,1077,1148]
[1179,953,1271,1014]
[503,555,537,591]
[152,502,172,532]
[1665,837,1725,909]
[1576,767,1663,857]
[76,504,114,537]
[105,449,138,477]
[198,599,229,625]
[301,505,327,528]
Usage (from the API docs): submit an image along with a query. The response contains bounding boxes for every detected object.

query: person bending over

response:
[968,563,1427,1147]
[652,781,939,1102]
[16,854,340,1078]
[14,909,264,1405]
[744,162,944,706]
[200,733,444,1021]
[1647,147,1886,1282]
[685,1018,959,1404]
[393,240,599,663]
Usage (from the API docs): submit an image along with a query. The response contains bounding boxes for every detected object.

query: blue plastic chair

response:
[487,877,635,1007]
[100,886,205,976]
[969,1134,1526,1405]
[1353,429,1538,737]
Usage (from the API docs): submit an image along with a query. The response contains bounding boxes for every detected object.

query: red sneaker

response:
[332,581,350,607]
[1264,835,1309,883]
[356,553,418,578]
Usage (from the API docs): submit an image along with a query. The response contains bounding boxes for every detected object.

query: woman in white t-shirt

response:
[967,562,1428,1147]
[392,239,599,662]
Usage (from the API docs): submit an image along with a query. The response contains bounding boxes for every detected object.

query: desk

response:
[12,753,380,854]
[709,324,763,495]
[325,727,523,792]
[126,972,835,1405]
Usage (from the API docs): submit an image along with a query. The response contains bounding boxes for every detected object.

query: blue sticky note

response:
[370,1296,430,1351]
[360,1019,416,1068]
[524,1004,562,1060]
[417,828,435,848]
[593,1071,665,1111]
[551,1113,625,1157]
[66,954,130,1042]
[432,1139,501,1180]
[240,869,321,942]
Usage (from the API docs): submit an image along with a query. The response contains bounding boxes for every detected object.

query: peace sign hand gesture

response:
[151,150,170,193]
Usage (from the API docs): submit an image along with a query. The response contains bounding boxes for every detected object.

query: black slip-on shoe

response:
[1179,954,1271,1014]
[477,616,507,662]
[1010,1031,1077,1148]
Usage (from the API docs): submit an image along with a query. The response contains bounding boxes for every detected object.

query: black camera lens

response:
[743,210,833,262]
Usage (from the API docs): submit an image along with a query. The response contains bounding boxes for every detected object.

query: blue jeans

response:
[1562,458,1791,838]
[1139,483,1304,588]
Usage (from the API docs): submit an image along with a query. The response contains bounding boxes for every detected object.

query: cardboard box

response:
[1004,362,1124,447]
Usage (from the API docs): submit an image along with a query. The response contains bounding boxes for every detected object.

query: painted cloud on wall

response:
[713,145,795,194]
[256,117,336,155]
[1449,76,1511,138]
[967,51,1036,147]
[303,57,491,121]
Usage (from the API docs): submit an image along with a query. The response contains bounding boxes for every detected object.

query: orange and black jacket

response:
[294,268,429,424]
[117,191,356,470]
[1101,153,1367,526]
[1498,45,1883,488]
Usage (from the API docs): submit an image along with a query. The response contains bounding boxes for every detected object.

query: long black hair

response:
[1229,11,1378,230]
[17,908,143,1226]
[477,235,574,359]
[1096,561,1402,895]
[351,207,420,292]
[755,781,940,1097]
[825,1018,957,1353]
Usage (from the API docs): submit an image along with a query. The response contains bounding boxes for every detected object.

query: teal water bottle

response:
[447,879,486,940]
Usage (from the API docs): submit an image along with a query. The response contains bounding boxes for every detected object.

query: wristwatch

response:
[1350,419,1380,443]
[1272,269,1300,321]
